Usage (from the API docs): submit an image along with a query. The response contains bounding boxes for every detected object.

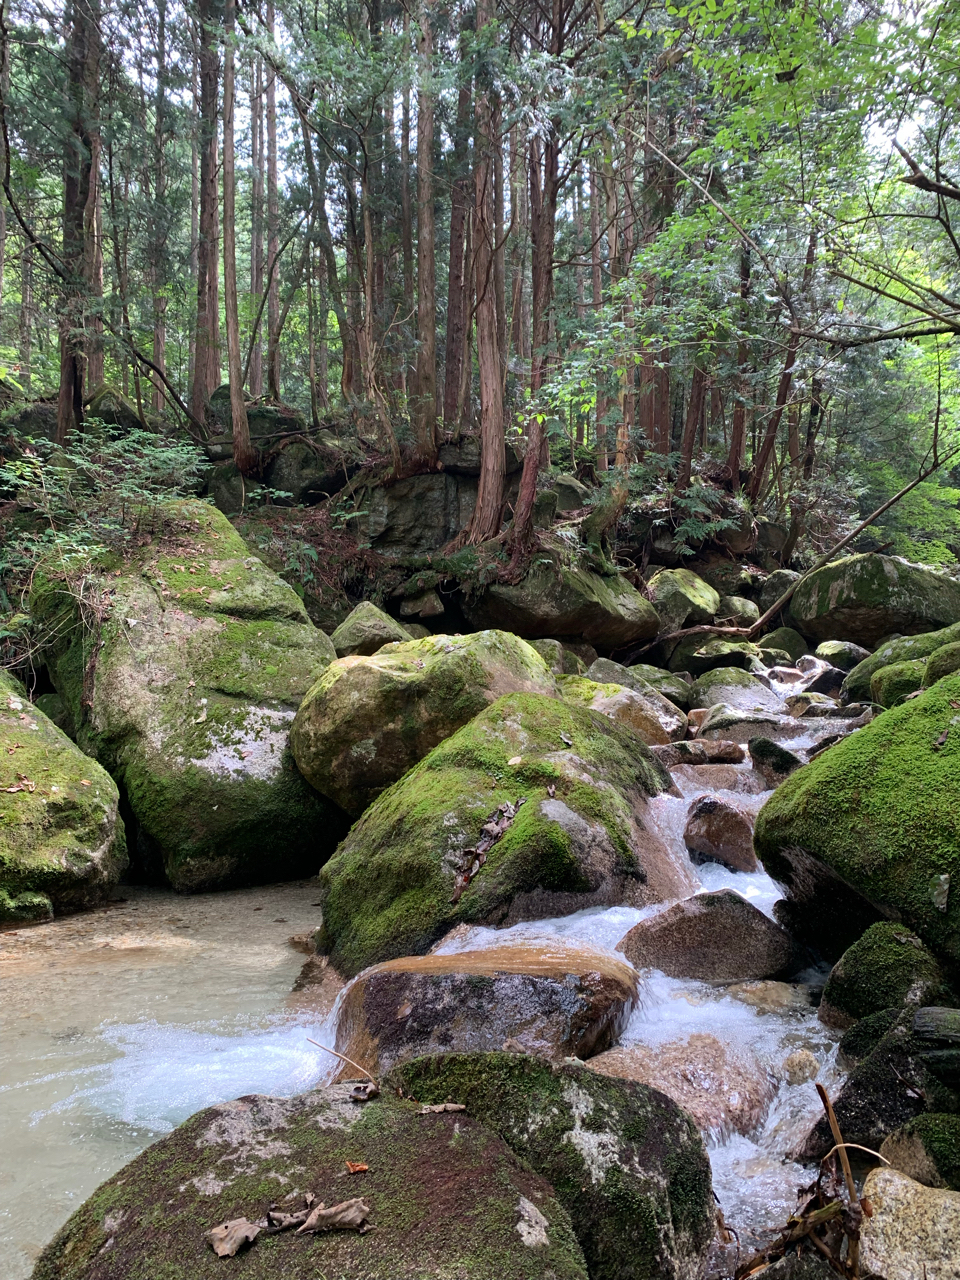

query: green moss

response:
[926,642,960,687]
[762,627,808,661]
[821,923,952,1026]
[838,1008,901,1065]
[318,692,671,976]
[754,674,960,961]
[388,1053,713,1280]
[870,658,926,707]
[843,621,960,702]
[891,1113,960,1190]
[667,636,761,675]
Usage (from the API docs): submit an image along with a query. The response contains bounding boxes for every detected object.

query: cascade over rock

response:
[290,631,558,814]
[316,691,692,978]
[31,500,346,892]
[0,672,126,922]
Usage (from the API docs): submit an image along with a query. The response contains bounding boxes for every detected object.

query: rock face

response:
[648,568,720,634]
[682,794,757,873]
[815,639,870,670]
[754,676,960,962]
[871,658,926,707]
[33,500,345,892]
[360,471,481,555]
[748,738,803,788]
[762,626,808,661]
[31,1081,589,1280]
[617,891,794,981]
[0,673,125,922]
[881,1114,960,1190]
[466,559,660,648]
[587,1034,776,1140]
[291,632,557,815]
[842,622,960,701]
[859,1167,960,1280]
[696,705,792,743]
[317,692,692,977]
[332,945,638,1076]
[926,641,960,687]
[819,923,951,1029]
[628,663,693,710]
[330,601,412,656]
[759,569,801,619]
[791,553,960,647]
[690,667,781,713]
[667,636,761,675]
[718,595,760,626]
[559,675,687,745]
[388,1052,714,1280]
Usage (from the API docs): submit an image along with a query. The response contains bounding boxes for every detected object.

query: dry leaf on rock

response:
[418,1102,466,1114]
[204,1217,261,1257]
[345,1161,368,1174]
[295,1197,372,1235]
[349,1081,380,1103]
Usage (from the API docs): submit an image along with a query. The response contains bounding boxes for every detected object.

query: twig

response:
[821,1143,890,1167]
[817,1083,860,1277]
[306,1036,377,1084]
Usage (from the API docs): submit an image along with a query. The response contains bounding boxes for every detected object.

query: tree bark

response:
[58,0,102,443]
[265,0,280,399]
[222,0,255,474]
[676,358,708,489]
[19,237,32,393]
[151,0,168,411]
[412,0,438,465]
[725,244,751,484]
[590,166,608,469]
[442,71,471,431]
[400,10,413,319]
[191,0,221,423]
[248,57,264,396]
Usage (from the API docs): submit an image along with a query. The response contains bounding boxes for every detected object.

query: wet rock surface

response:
[331,945,637,1077]
[617,890,795,981]
[860,1166,960,1280]
[683,793,757,873]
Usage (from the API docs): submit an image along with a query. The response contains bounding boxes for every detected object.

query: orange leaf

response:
[345,1162,368,1175]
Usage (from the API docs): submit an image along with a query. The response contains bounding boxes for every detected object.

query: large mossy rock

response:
[842,622,960,702]
[925,641,960,687]
[689,667,781,712]
[666,636,762,676]
[332,946,637,1078]
[559,675,687,745]
[791,553,960,647]
[291,632,558,815]
[819,923,952,1029]
[0,673,125,922]
[870,658,926,708]
[627,664,692,710]
[317,692,692,977]
[881,1113,960,1190]
[647,568,720,634]
[330,600,412,657]
[466,560,660,648]
[32,1081,589,1280]
[33,500,347,892]
[388,1052,714,1280]
[754,675,960,962]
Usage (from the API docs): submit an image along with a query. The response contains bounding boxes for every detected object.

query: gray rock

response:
[860,1167,960,1280]
[554,473,591,511]
[683,794,757,873]
[690,667,782,712]
[331,601,412,656]
[815,639,871,671]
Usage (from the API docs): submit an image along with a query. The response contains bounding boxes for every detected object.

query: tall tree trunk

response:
[151,0,168,410]
[725,244,751,484]
[463,0,503,544]
[442,72,471,431]
[19,237,32,393]
[400,11,413,320]
[590,166,608,470]
[265,0,280,399]
[191,0,220,423]
[677,359,708,490]
[412,0,437,465]
[248,57,264,396]
[222,0,255,473]
[188,34,199,384]
[803,376,822,480]
[58,0,102,443]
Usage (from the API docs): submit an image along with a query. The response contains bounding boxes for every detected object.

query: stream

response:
[1,668,852,1278]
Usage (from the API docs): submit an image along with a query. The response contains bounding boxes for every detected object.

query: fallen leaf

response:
[2,773,36,794]
[296,1197,372,1235]
[6,743,22,754]
[80,780,91,787]
[345,1161,368,1174]
[418,1102,466,1114]
[507,755,523,766]
[204,1218,261,1257]
[934,728,950,750]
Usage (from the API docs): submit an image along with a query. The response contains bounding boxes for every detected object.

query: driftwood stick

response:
[306,1037,378,1085]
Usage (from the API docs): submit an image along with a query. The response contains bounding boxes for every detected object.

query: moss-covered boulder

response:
[388,1053,714,1280]
[466,559,660,648]
[762,626,808,662]
[32,1081,589,1280]
[842,622,960,702]
[748,737,803,788]
[819,923,952,1029]
[648,568,720,634]
[696,704,790,743]
[758,568,800,621]
[925,641,960,687]
[317,692,692,977]
[815,639,871,671]
[791,553,960,647]
[332,946,638,1078]
[559,675,686,745]
[667,636,762,676]
[881,1114,960,1190]
[870,658,926,707]
[754,676,960,961]
[291,632,558,815]
[330,600,412,657]
[718,594,760,626]
[33,500,346,892]
[627,664,692,710]
[529,637,565,674]
[689,667,781,713]
[0,673,125,922]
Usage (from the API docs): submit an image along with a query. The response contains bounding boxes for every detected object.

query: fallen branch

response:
[306,1036,378,1087]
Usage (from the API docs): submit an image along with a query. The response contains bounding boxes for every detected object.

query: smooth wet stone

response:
[651,740,746,767]
[683,794,757,873]
[331,946,637,1077]
[587,1033,775,1139]
[815,639,871,671]
[670,763,767,795]
[860,1167,960,1280]
[617,890,795,982]
[748,738,803,788]
[727,980,811,1013]
[690,667,782,713]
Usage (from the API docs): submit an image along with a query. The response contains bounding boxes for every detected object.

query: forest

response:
[5,1,960,1278]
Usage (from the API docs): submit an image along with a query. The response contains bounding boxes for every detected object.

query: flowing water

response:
[1,664,855,1277]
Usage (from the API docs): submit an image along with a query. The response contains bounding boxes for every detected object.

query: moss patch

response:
[925,642,960,688]
[754,675,960,961]
[870,659,926,707]
[821,923,953,1027]
[843,621,960,702]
